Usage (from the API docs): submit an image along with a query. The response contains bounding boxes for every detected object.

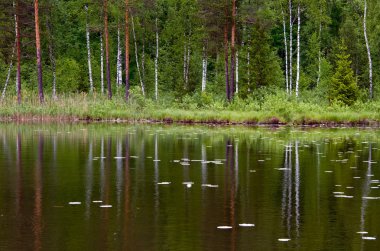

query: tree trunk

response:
[282,9,289,94]
[85,5,93,94]
[104,0,112,99]
[15,0,21,104]
[247,50,250,91]
[224,1,230,102]
[183,43,187,89]
[230,0,236,98]
[34,0,44,103]
[183,38,191,90]
[125,0,130,101]
[142,38,146,84]
[1,43,15,100]
[235,50,238,94]
[116,24,122,87]
[131,14,145,97]
[100,33,104,94]
[155,18,159,101]
[363,0,373,99]
[289,0,293,94]
[201,45,207,92]
[295,2,300,98]
[186,38,191,89]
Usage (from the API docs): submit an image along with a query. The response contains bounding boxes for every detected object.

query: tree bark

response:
[363,0,373,99]
[104,0,112,99]
[282,8,289,94]
[85,4,93,94]
[224,1,230,102]
[183,42,187,89]
[100,33,104,94]
[125,0,130,101]
[34,0,44,103]
[155,18,159,100]
[16,0,21,104]
[116,24,122,87]
[201,45,207,92]
[235,50,238,94]
[183,37,191,90]
[230,0,236,98]
[1,43,15,100]
[131,14,145,97]
[289,0,293,95]
[295,1,300,98]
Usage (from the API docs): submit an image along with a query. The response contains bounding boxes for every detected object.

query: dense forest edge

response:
[1,0,380,125]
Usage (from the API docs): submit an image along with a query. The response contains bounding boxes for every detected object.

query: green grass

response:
[1,91,380,125]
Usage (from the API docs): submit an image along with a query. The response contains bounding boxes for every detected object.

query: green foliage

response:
[56,58,83,92]
[240,23,283,98]
[1,0,380,109]
[329,42,359,106]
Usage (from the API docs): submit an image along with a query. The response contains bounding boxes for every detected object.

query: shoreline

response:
[1,114,379,127]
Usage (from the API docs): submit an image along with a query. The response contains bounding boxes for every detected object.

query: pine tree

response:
[329,42,358,106]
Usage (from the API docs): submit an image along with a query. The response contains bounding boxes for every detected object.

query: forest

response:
[0,0,379,124]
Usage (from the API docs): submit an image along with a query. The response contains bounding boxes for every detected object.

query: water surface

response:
[0,124,379,250]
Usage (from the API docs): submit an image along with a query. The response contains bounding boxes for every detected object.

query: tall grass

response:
[0,90,379,125]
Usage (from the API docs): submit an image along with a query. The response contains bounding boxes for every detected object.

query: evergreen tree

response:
[329,41,358,106]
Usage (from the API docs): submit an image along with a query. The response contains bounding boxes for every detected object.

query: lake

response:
[0,124,379,250]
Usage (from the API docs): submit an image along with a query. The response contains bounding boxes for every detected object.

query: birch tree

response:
[363,0,373,99]
[116,23,123,87]
[155,18,159,100]
[201,44,207,92]
[295,1,301,98]
[1,43,14,100]
[85,4,93,94]
[100,33,104,94]
[131,14,145,97]
[1,1,17,100]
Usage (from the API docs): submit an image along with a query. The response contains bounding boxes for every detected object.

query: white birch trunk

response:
[295,2,300,98]
[142,40,145,83]
[289,0,293,94]
[116,25,122,87]
[282,9,289,93]
[235,51,239,93]
[183,43,187,89]
[201,46,207,92]
[85,5,93,93]
[1,44,15,100]
[100,33,104,94]
[131,15,145,97]
[155,18,159,100]
[186,44,190,88]
[247,51,250,91]
[363,0,373,99]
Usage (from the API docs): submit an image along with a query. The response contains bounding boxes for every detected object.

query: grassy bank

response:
[1,91,380,125]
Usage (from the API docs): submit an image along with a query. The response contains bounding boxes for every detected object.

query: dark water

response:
[0,124,379,251]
